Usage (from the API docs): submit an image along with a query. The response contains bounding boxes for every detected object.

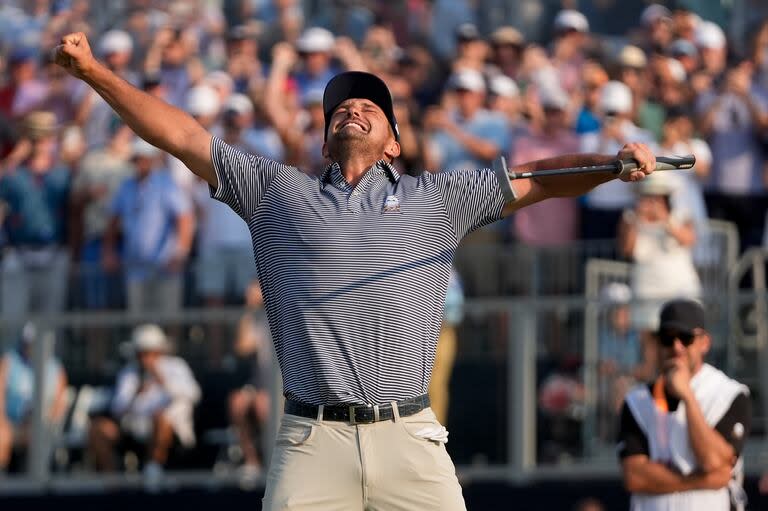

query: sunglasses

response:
[657,329,697,347]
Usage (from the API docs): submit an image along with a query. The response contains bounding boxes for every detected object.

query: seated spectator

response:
[0,322,68,473]
[87,324,200,486]
[227,279,271,484]
[102,138,194,315]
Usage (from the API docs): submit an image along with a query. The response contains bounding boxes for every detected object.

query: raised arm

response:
[502,143,656,216]
[53,32,216,187]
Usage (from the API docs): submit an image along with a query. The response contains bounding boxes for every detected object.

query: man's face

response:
[138,350,160,370]
[325,98,393,155]
[657,328,710,374]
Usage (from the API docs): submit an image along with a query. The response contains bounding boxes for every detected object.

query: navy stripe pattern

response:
[210,136,506,405]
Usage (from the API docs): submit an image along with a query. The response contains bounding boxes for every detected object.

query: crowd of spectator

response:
[1,0,768,490]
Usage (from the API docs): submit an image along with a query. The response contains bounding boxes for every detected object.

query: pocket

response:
[275,420,316,447]
[399,409,446,443]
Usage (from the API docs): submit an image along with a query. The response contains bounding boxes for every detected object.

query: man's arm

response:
[666,357,740,472]
[622,454,732,494]
[54,33,216,187]
[502,143,655,216]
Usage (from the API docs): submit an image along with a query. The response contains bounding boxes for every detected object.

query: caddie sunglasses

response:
[657,329,697,347]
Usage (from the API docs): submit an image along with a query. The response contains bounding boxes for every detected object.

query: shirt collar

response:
[320,160,400,187]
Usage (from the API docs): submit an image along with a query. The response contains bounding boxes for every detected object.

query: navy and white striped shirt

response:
[210,136,506,405]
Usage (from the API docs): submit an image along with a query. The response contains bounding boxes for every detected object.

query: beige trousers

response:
[262,408,466,511]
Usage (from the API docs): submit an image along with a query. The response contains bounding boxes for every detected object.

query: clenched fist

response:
[53,32,97,80]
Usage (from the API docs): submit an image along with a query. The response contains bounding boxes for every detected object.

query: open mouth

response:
[339,120,368,133]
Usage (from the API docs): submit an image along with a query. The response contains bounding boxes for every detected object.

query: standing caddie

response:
[54,32,658,510]
[618,299,752,511]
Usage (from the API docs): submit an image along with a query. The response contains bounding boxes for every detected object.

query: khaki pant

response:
[262,408,466,511]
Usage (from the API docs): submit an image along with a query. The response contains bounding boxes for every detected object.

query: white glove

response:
[414,425,449,444]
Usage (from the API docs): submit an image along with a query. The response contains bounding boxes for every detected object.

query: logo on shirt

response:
[382,195,401,214]
[733,422,744,439]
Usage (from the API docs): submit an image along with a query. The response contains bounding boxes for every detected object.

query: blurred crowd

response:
[1,0,768,321]
[1,0,768,486]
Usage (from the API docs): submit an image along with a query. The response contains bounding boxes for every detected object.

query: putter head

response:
[492,156,518,203]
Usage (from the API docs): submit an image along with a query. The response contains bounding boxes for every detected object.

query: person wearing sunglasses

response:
[617,299,752,511]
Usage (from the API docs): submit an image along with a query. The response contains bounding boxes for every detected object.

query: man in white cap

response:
[54,31,657,510]
[293,27,340,103]
[88,324,200,486]
[102,138,194,314]
[695,21,728,78]
[580,81,657,240]
[424,69,510,173]
[551,9,590,93]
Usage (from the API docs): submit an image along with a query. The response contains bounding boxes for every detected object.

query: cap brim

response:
[323,71,398,141]
[656,321,696,335]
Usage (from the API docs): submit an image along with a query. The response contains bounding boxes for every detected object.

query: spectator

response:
[550,9,591,95]
[223,23,263,95]
[88,324,200,486]
[69,128,133,309]
[573,498,605,511]
[0,322,68,473]
[0,111,70,334]
[102,138,194,315]
[597,283,646,441]
[658,107,712,266]
[428,268,464,426]
[511,83,580,248]
[292,27,342,103]
[143,25,196,108]
[638,4,673,55]
[616,45,665,141]
[3,47,46,120]
[697,61,768,249]
[618,172,701,378]
[488,26,525,81]
[424,69,509,172]
[695,21,728,79]
[452,23,488,73]
[581,81,656,240]
[227,279,271,485]
[487,74,528,149]
[575,62,608,135]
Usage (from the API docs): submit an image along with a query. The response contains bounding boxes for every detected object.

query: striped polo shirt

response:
[210,136,506,405]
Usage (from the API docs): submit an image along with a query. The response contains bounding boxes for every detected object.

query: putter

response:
[493,155,696,203]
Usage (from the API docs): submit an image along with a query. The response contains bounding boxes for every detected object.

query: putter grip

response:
[618,154,696,174]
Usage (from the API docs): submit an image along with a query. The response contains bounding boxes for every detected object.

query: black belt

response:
[284,394,430,424]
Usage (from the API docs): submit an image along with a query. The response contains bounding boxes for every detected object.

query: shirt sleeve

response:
[208,135,290,221]
[427,168,506,241]
[617,401,650,459]
[714,392,752,456]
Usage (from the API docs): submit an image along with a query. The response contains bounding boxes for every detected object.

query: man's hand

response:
[53,32,98,80]
[664,358,693,399]
[617,142,656,182]
[697,463,733,490]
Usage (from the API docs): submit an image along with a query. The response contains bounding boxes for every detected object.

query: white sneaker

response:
[143,461,164,493]
[238,463,262,489]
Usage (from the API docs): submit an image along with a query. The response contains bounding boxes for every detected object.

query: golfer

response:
[54,32,655,510]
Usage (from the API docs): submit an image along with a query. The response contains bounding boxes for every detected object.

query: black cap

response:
[455,23,480,42]
[657,299,707,334]
[323,71,399,141]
